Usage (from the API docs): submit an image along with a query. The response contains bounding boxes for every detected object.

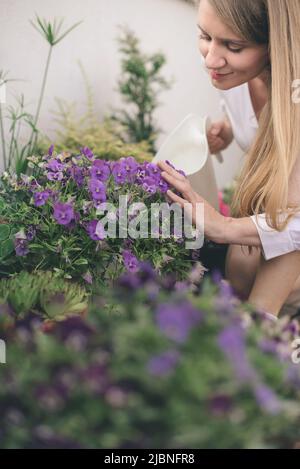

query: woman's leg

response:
[248,251,300,316]
[225,245,261,300]
[225,245,300,316]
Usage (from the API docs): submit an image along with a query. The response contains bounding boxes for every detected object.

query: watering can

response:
[152,114,223,211]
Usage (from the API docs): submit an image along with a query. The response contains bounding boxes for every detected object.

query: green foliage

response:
[0,271,300,448]
[0,270,89,320]
[0,16,81,175]
[37,104,153,164]
[111,26,173,153]
[0,153,199,285]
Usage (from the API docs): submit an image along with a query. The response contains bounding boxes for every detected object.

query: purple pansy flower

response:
[26,225,36,241]
[53,202,75,226]
[33,190,51,207]
[86,220,106,241]
[70,166,85,187]
[147,350,181,377]
[136,164,148,184]
[112,162,127,184]
[218,323,257,383]
[14,238,29,257]
[48,144,54,157]
[156,301,202,343]
[122,250,140,273]
[145,163,161,182]
[121,156,138,182]
[47,159,65,173]
[81,146,94,160]
[47,171,64,182]
[88,178,107,202]
[90,160,111,182]
[254,384,282,415]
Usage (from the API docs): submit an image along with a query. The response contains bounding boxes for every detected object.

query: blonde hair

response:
[203,0,300,236]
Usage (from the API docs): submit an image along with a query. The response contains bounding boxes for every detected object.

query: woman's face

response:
[198,0,269,89]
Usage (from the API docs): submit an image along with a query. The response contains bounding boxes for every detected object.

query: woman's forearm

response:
[216,216,262,247]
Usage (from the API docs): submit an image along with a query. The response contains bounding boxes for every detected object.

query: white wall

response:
[0,0,244,188]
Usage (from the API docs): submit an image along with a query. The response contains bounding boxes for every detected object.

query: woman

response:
[158,0,300,318]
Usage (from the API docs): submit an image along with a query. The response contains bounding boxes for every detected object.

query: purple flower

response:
[214,276,236,316]
[254,384,282,415]
[112,162,127,184]
[53,202,75,226]
[88,178,107,202]
[121,156,138,182]
[136,164,147,184]
[86,220,106,241]
[90,160,111,182]
[70,166,85,187]
[47,159,65,173]
[147,350,181,377]
[122,250,140,273]
[26,225,36,241]
[218,324,257,383]
[156,301,202,343]
[81,363,109,395]
[82,271,93,284]
[81,146,94,160]
[142,176,158,194]
[14,238,29,256]
[208,394,233,416]
[47,171,64,182]
[33,190,51,207]
[145,163,161,181]
[157,178,169,193]
[48,144,54,157]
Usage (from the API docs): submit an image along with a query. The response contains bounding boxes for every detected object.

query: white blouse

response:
[219,83,300,260]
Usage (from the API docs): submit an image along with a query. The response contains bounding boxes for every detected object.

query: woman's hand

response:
[207,118,234,154]
[157,161,231,244]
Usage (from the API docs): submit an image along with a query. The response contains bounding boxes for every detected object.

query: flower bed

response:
[0,147,201,286]
[0,265,300,448]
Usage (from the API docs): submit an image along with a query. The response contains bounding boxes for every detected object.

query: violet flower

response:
[86,220,105,241]
[147,350,181,377]
[81,146,94,160]
[156,301,202,343]
[53,202,75,226]
[122,250,140,273]
[88,178,107,202]
[218,323,257,383]
[112,162,127,184]
[90,160,111,182]
[48,144,54,156]
[33,190,51,207]
[14,238,29,256]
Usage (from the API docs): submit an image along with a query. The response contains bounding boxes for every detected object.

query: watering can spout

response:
[152,114,223,211]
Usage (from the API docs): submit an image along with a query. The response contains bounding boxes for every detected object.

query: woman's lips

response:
[210,71,232,80]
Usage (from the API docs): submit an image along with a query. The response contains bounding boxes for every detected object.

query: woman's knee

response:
[225,245,261,299]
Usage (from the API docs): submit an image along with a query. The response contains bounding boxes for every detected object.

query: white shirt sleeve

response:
[250,212,300,260]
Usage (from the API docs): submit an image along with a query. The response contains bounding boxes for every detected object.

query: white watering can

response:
[152,114,223,211]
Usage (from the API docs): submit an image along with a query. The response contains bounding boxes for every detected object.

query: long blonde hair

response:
[203,0,300,232]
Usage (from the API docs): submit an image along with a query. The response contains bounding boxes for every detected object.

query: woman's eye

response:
[198,34,244,53]
[228,46,244,53]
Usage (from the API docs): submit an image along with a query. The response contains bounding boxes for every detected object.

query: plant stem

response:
[0,104,7,171]
[27,44,53,157]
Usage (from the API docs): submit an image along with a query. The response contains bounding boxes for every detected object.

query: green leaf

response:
[73,258,88,266]
[0,239,14,258]
[0,224,10,241]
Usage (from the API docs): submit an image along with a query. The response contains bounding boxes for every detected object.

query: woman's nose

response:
[205,45,226,70]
